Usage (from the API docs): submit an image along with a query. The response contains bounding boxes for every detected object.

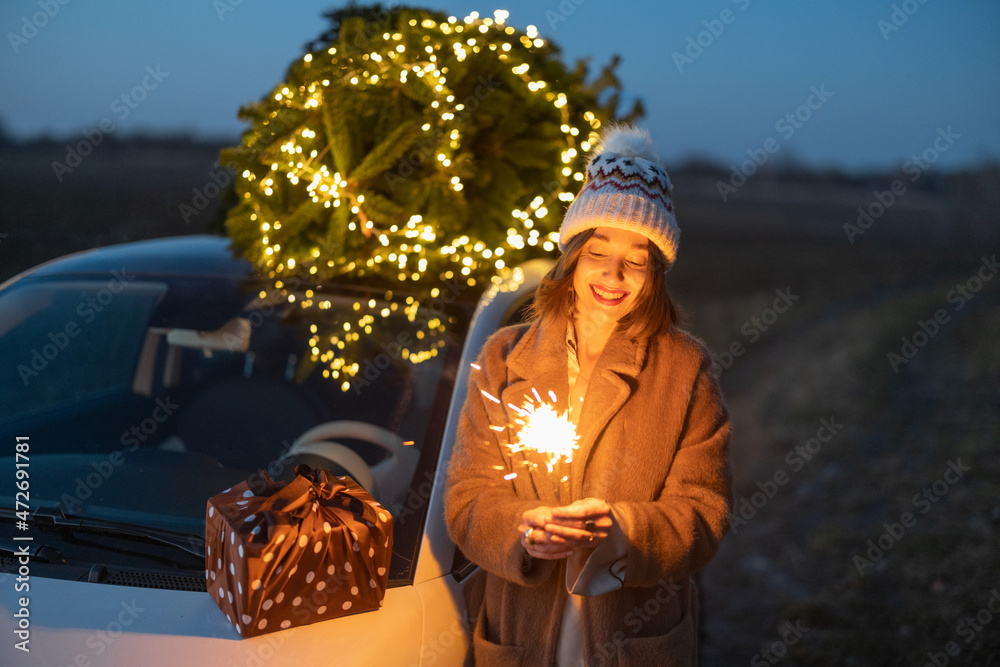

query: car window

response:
[0,280,166,420]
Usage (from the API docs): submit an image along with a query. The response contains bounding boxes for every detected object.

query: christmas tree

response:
[222,4,641,388]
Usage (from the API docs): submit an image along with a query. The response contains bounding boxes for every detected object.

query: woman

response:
[444,125,732,666]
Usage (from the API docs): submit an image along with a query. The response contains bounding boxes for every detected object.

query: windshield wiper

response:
[0,538,67,564]
[1,507,205,559]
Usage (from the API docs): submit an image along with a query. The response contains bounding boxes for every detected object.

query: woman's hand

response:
[519,499,614,559]
[519,506,575,559]
[547,498,613,545]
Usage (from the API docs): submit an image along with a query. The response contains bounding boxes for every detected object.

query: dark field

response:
[2,139,998,665]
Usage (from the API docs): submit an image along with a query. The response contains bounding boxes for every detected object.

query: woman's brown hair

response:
[528,228,682,339]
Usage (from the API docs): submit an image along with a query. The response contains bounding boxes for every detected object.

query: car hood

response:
[1,574,430,666]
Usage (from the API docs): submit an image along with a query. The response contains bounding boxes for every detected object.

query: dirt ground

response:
[675,237,1000,666]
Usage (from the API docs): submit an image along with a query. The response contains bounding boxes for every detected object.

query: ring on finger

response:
[524,526,536,545]
[584,520,596,532]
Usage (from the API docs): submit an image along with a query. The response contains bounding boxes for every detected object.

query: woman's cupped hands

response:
[518,498,614,560]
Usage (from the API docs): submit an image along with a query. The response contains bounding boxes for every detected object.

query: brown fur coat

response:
[443,311,732,666]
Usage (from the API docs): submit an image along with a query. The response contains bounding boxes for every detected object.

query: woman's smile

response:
[589,284,630,305]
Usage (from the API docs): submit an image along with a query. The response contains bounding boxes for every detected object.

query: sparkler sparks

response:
[507,398,579,474]
[481,389,501,404]
[486,388,579,499]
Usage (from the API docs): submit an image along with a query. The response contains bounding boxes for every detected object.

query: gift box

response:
[205,464,393,637]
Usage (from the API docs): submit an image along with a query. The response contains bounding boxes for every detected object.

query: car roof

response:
[2,235,252,288]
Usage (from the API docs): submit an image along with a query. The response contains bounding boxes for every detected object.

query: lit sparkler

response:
[499,391,579,499]
[509,402,579,473]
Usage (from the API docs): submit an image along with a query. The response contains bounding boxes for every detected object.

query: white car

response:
[0,235,551,666]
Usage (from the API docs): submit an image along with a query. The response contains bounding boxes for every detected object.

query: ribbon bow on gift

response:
[253,464,379,527]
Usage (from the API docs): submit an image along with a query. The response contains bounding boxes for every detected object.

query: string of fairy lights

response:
[228,9,607,390]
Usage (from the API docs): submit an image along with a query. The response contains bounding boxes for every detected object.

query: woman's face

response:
[571,227,650,326]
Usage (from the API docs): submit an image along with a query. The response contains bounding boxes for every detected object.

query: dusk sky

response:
[2,0,998,172]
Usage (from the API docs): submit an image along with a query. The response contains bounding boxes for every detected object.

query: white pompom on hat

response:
[558,124,679,267]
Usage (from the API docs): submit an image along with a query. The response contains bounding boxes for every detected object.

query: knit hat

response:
[559,124,679,266]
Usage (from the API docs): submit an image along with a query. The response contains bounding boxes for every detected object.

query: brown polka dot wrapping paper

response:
[204,464,393,637]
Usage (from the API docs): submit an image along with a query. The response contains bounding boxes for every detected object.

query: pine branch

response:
[348,120,422,183]
[320,89,357,176]
[357,190,405,223]
[283,197,325,235]
[398,76,437,107]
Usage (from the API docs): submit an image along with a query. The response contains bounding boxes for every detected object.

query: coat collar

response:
[503,312,650,502]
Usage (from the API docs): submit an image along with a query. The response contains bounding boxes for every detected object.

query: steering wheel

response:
[286,421,417,505]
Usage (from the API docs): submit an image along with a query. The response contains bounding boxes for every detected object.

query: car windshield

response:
[0,275,468,584]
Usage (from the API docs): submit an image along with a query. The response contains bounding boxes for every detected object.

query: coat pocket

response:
[471,599,526,667]
[472,633,526,667]
[615,609,695,667]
